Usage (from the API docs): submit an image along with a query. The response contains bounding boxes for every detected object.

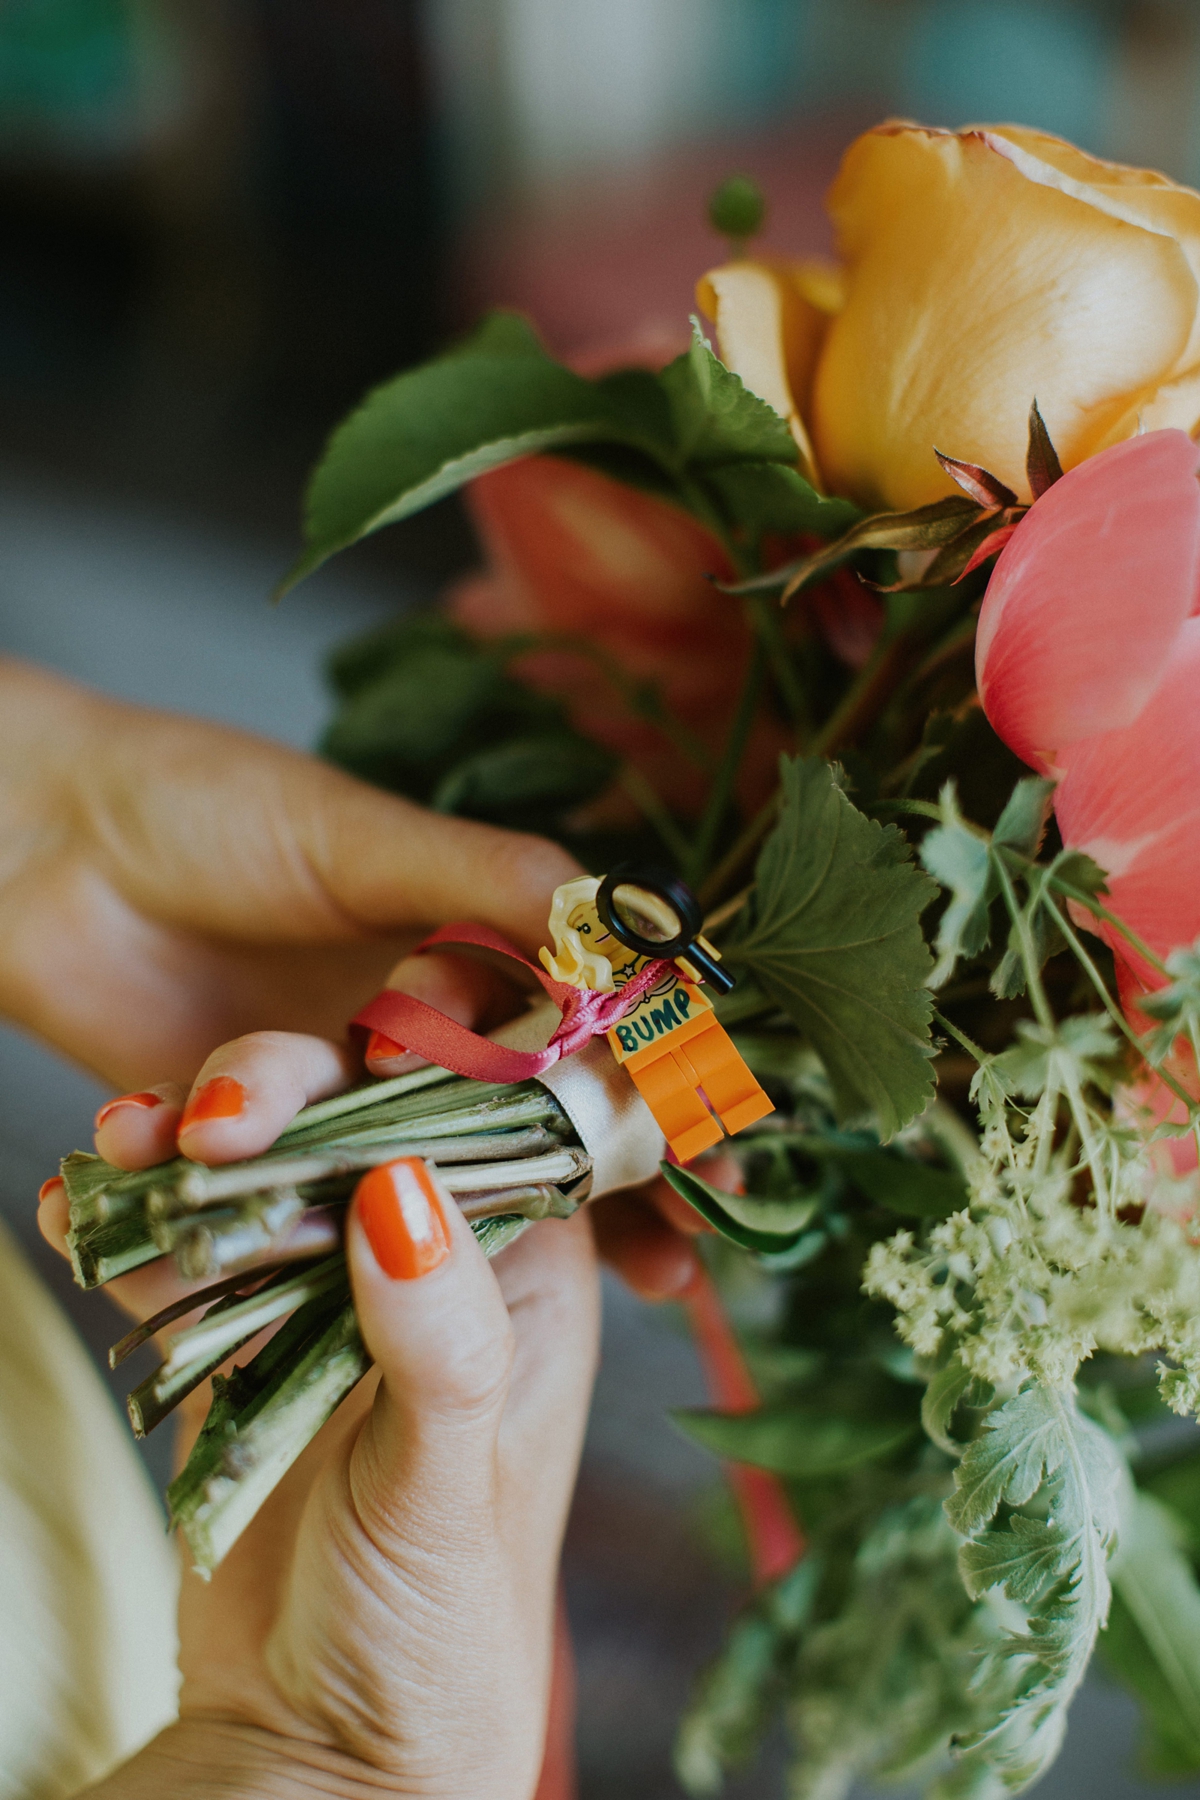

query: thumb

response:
[345,1159,516,1541]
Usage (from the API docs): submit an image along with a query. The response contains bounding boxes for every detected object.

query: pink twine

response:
[351,921,672,1083]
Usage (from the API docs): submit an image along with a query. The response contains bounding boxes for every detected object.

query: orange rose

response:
[700,123,1200,510]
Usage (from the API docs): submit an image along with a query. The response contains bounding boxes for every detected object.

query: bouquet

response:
[64,122,1200,1797]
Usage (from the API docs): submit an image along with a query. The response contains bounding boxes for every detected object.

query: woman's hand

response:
[8,654,699,1293]
[0,657,575,1090]
[46,1031,600,1800]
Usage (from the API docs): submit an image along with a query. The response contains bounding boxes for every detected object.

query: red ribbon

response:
[351,922,673,1084]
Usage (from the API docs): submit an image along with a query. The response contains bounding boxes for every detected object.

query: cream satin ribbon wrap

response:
[0,1225,177,1798]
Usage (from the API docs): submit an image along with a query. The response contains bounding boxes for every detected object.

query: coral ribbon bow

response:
[351,922,672,1085]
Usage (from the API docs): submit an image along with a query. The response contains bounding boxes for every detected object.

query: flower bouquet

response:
[65,122,1200,1796]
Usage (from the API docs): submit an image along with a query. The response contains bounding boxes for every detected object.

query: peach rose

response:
[700,123,1200,511]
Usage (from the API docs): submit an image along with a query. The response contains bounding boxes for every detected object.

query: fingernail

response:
[355,1158,450,1279]
[179,1075,246,1134]
[366,1029,405,1061]
[95,1090,165,1130]
[38,1177,65,1205]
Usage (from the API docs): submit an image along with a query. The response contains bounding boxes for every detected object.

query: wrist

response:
[81,1717,407,1799]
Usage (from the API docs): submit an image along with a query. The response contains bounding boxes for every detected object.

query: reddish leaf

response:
[956,520,1020,581]
[1026,398,1065,499]
[934,449,1018,510]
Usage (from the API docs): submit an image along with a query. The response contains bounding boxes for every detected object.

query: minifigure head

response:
[540,874,640,991]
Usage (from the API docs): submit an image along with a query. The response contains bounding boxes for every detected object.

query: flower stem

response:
[686,638,766,889]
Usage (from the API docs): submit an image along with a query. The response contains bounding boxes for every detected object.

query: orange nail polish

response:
[95,1091,164,1130]
[355,1158,450,1279]
[366,1029,405,1061]
[179,1075,246,1133]
[38,1177,65,1205]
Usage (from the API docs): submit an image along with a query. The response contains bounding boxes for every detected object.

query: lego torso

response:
[605,960,714,1065]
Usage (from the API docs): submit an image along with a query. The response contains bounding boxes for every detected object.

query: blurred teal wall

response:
[429,0,1200,204]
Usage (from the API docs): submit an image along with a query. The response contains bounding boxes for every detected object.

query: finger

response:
[488,1211,599,1546]
[177,1030,357,1165]
[94,1083,187,1169]
[649,1176,715,1238]
[310,785,584,955]
[364,949,535,1076]
[345,1160,514,1528]
[37,1173,238,1327]
[590,1188,699,1300]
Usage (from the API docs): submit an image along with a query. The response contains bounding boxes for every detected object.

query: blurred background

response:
[2,2,1200,1796]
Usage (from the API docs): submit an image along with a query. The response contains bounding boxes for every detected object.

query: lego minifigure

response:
[540,870,774,1163]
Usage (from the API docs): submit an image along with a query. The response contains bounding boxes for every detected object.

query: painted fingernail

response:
[179,1075,247,1133]
[38,1177,65,1205]
[355,1158,450,1279]
[95,1091,165,1130]
[366,1029,405,1062]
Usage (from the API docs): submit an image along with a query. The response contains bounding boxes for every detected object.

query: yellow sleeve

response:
[0,1224,178,1799]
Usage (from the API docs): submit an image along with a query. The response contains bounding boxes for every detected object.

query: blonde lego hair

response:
[539,875,615,992]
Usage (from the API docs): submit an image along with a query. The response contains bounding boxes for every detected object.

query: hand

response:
[47,1031,601,1800]
[6,655,698,1293]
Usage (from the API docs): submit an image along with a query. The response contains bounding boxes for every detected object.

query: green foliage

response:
[675,1557,819,1796]
[320,614,615,833]
[430,736,615,829]
[787,1498,1007,1800]
[945,1384,1122,1793]
[659,1159,819,1251]
[920,776,1054,988]
[674,1401,918,1479]
[282,309,849,598]
[705,458,859,542]
[660,320,795,467]
[1138,940,1200,1066]
[921,785,994,988]
[707,173,766,243]
[1102,1492,1200,1776]
[727,757,937,1138]
[281,313,651,592]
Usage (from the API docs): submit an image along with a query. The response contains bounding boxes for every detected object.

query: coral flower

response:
[976,428,1200,1167]
[448,455,774,814]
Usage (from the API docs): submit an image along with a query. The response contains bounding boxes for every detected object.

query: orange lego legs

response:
[676,1023,774,1137]
[624,1051,724,1163]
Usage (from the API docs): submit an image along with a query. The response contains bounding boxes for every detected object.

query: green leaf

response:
[1138,939,1200,1065]
[704,460,860,543]
[944,1382,1123,1793]
[981,1014,1121,1105]
[836,1147,967,1218]
[674,1403,918,1477]
[727,757,937,1139]
[1142,1447,1200,1545]
[281,312,662,593]
[904,706,1030,832]
[920,782,995,988]
[993,776,1055,859]
[320,615,613,827]
[783,1497,1002,1800]
[658,321,796,468]
[947,1383,1069,1536]
[675,1557,820,1797]
[1102,1492,1200,1775]
[658,1160,819,1252]
[921,1354,989,1457]
[431,735,616,829]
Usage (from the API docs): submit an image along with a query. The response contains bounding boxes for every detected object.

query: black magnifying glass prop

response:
[596,863,735,995]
